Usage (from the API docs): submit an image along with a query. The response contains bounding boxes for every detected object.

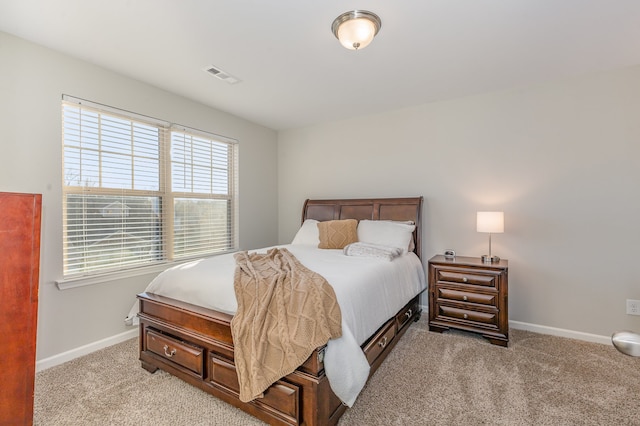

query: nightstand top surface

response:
[428,254,508,268]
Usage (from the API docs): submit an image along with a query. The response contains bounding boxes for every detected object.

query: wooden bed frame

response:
[137,197,424,425]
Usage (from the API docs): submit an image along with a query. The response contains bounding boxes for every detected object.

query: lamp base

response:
[481,255,500,263]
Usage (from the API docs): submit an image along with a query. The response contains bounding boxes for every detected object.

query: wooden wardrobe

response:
[0,192,42,425]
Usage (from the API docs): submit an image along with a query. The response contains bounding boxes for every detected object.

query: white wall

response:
[0,32,279,361]
[3,28,638,362]
[278,65,640,338]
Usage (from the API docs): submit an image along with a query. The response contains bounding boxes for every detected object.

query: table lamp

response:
[477,211,504,263]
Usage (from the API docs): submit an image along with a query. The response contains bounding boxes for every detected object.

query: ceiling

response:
[1,1,640,130]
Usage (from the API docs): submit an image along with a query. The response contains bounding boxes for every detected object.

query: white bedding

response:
[134,244,426,406]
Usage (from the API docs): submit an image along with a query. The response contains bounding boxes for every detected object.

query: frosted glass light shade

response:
[332,10,381,50]
[477,212,504,233]
[337,18,376,50]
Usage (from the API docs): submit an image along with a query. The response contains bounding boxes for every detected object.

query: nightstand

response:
[428,255,509,346]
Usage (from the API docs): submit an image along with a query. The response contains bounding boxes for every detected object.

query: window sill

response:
[55,250,238,290]
[55,263,174,290]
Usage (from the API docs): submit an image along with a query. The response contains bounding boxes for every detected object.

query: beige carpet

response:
[35,318,640,425]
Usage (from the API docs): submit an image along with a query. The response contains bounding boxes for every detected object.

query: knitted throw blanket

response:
[231,248,342,403]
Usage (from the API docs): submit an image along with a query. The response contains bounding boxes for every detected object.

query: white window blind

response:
[62,96,238,278]
[170,130,236,259]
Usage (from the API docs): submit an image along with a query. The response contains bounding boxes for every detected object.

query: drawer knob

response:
[163,344,177,358]
[463,313,468,319]
[378,336,388,348]
[462,277,468,283]
[405,309,413,319]
[463,295,468,301]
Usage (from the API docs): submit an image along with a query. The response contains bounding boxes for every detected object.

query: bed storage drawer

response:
[363,320,396,365]
[209,355,300,423]
[395,300,417,330]
[146,329,204,376]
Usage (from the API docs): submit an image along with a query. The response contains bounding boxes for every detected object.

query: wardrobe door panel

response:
[0,192,42,425]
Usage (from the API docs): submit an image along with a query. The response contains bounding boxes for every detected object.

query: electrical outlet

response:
[627,299,640,315]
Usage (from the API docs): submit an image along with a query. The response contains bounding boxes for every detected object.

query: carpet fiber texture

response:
[34,318,640,425]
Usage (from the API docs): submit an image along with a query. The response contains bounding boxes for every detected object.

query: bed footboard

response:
[138,292,421,426]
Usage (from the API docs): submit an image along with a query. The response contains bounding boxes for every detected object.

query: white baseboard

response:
[36,328,138,372]
[36,309,613,372]
[509,320,612,345]
[419,304,612,346]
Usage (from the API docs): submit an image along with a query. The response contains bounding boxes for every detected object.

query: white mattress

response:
[137,244,427,406]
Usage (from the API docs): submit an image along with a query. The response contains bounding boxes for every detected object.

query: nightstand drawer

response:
[437,288,496,306]
[436,270,497,288]
[438,305,498,327]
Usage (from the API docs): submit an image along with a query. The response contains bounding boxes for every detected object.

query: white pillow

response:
[291,219,320,245]
[357,220,415,254]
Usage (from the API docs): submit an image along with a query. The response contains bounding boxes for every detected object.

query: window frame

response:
[59,96,238,286]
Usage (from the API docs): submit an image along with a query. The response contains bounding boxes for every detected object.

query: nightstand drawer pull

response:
[462,277,468,282]
[378,336,388,348]
[463,295,468,301]
[463,313,468,319]
[163,345,176,358]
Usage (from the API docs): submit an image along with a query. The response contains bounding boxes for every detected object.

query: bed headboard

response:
[302,197,424,260]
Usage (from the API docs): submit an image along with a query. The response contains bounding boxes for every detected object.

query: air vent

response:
[203,65,240,84]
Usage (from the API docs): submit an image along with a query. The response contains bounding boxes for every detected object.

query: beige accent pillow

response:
[317,219,358,249]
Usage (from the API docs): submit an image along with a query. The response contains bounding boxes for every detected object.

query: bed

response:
[137,197,426,425]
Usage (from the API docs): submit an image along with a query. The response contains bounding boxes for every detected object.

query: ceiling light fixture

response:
[331,10,382,51]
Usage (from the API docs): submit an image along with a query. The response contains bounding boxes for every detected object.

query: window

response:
[62,96,238,278]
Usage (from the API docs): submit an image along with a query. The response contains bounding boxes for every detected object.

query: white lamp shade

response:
[337,18,377,50]
[477,211,504,233]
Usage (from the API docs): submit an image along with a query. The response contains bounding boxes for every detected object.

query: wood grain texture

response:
[137,197,424,425]
[428,255,509,346]
[0,192,42,425]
